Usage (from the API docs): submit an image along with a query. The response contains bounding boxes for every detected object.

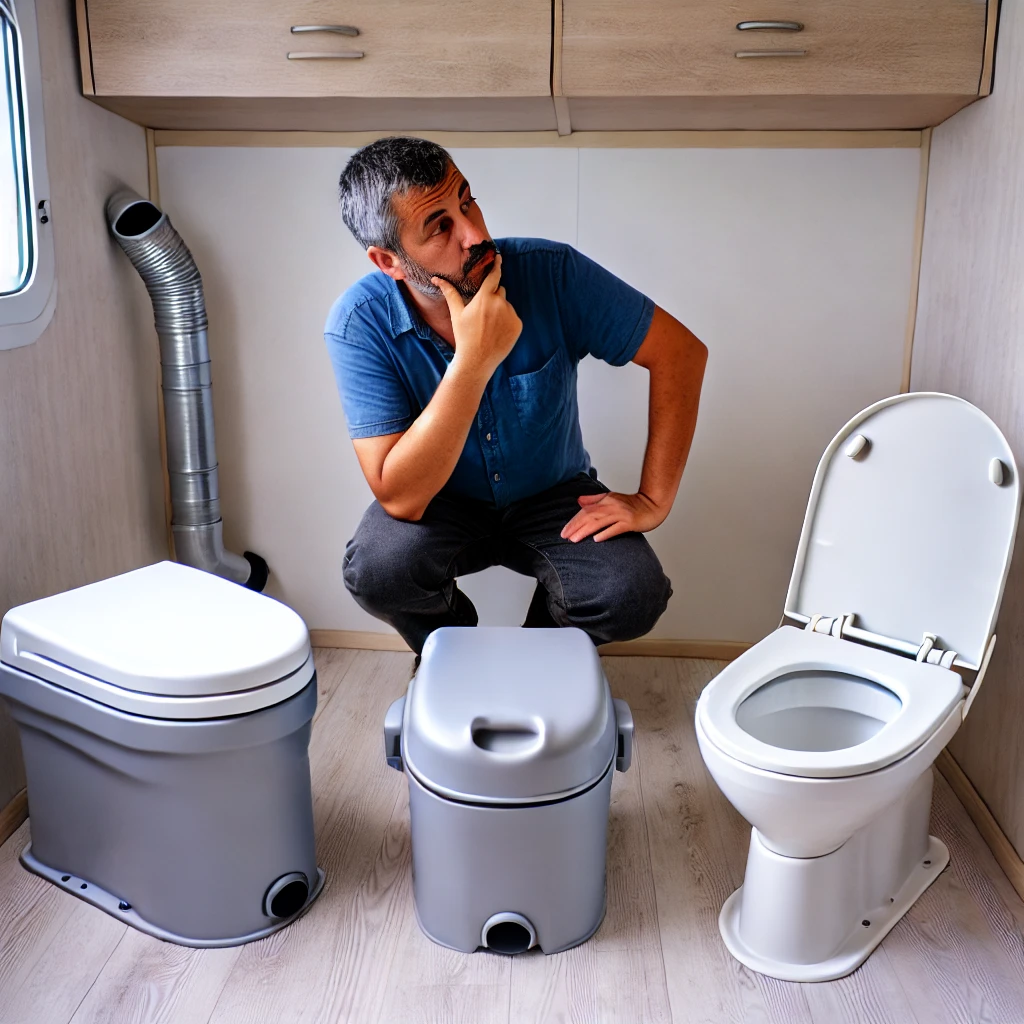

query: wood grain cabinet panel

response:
[561,0,988,98]
[84,0,552,98]
[76,0,997,130]
[556,0,994,129]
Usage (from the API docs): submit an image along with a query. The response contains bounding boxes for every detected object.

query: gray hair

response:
[338,136,452,252]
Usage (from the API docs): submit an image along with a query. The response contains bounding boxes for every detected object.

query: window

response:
[0,0,54,350]
[1,5,30,295]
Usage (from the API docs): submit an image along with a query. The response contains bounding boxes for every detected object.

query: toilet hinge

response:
[804,613,960,669]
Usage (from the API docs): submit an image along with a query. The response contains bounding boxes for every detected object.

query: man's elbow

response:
[685,329,708,365]
[379,496,426,522]
[694,336,709,373]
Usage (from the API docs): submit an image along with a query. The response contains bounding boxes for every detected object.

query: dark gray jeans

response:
[343,471,672,654]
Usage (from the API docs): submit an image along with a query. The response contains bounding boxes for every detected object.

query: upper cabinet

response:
[558,0,993,130]
[84,0,551,98]
[77,0,557,130]
[77,0,997,132]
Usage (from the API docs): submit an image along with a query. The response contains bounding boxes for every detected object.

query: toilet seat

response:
[0,561,314,719]
[697,627,965,779]
[4,649,315,720]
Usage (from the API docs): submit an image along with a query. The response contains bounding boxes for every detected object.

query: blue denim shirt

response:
[324,237,655,506]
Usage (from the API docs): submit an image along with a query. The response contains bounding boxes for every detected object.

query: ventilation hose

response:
[106,189,268,591]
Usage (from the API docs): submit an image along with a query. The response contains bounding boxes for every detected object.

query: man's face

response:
[390,162,497,302]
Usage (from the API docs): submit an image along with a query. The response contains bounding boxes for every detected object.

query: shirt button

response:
[486,433,492,441]
[493,473,500,482]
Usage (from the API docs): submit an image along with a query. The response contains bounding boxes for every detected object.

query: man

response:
[325,136,707,655]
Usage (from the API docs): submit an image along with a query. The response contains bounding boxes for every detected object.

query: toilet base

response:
[719,769,947,981]
[721,834,947,982]
[21,844,326,948]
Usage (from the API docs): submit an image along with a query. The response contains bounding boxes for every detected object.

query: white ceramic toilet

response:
[695,393,1020,982]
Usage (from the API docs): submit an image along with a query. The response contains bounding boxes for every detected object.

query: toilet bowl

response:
[697,627,965,860]
[696,393,1020,982]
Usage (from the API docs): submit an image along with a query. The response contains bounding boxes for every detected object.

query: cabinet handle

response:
[737,20,804,32]
[290,25,360,36]
[287,51,365,59]
[734,49,807,58]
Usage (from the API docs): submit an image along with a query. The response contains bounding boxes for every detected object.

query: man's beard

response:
[399,240,498,302]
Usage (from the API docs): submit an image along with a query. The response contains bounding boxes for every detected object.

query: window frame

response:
[0,0,55,351]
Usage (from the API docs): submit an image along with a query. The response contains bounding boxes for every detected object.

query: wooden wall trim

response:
[551,0,571,135]
[152,129,922,150]
[598,639,750,659]
[309,629,750,660]
[310,629,411,652]
[0,789,28,850]
[146,130,175,561]
[146,127,160,203]
[74,0,95,95]
[551,0,564,99]
[936,749,1024,902]
[980,0,1001,97]
[553,98,572,137]
[901,126,932,392]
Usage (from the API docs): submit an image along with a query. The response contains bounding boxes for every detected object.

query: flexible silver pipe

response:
[106,189,268,591]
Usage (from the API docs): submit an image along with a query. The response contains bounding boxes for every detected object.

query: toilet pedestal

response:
[720,769,947,982]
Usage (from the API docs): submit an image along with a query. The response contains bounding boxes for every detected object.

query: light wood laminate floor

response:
[3,651,1024,1024]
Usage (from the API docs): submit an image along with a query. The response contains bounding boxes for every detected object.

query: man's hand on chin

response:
[560,491,668,543]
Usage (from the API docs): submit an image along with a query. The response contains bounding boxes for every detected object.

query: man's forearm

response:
[638,339,707,515]
[372,256,521,521]
[562,308,707,545]
[377,356,489,520]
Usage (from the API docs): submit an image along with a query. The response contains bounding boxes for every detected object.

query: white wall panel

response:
[577,147,920,639]
[156,146,578,630]
[157,143,918,640]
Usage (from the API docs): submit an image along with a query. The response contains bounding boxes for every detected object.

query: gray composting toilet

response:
[384,626,633,954]
[0,560,323,947]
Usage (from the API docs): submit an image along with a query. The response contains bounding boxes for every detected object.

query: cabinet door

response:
[562,0,987,97]
[86,0,552,98]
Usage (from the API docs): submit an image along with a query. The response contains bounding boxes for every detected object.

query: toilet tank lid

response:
[403,627,616,804]
[0,561,311,697]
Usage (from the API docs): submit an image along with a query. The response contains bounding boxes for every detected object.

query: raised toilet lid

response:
[403,626,616,804]
[786,393,1020,670]
[0,561,313,719]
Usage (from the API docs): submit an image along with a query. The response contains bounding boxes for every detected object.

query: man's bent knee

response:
[342,502,426,609]
[610,570,672,641]
[563,537,672,643]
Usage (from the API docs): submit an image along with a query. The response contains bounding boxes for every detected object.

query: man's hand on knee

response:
[560,491,667,543]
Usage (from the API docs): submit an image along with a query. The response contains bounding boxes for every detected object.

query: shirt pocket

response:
[507,349,571,438]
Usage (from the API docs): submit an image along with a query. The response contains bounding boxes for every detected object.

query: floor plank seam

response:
[198,950,242,1024]
[64,927,127,1024]
[504,953,513,1024]
[363,787,415,1024]
[880,947,924,1024]
[311,648,363,721]
[631,725,673,1010]
[0,891,77,1015]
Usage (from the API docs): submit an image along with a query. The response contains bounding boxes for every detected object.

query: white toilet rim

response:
[2,650,316,720]
[697,628,965,779]
[695,700,964,787]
